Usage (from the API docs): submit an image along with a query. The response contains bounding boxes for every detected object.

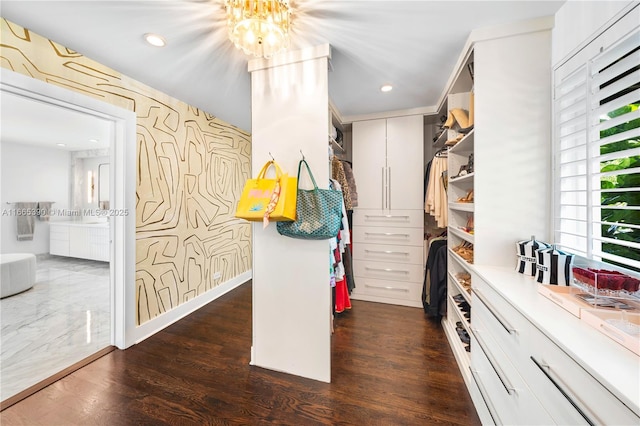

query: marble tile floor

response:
[0,255,110,402]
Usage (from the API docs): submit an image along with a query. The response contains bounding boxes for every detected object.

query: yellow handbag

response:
[235,160,297,224]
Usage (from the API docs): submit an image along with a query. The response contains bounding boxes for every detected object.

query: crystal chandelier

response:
[226,0,291,59]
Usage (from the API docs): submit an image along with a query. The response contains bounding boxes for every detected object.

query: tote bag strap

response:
[257,160,284,181]
[296,159,318,190]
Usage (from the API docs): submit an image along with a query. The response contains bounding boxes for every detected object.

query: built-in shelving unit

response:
[329,136,344,154]
[445,74,474,368]
[439,19,558,425]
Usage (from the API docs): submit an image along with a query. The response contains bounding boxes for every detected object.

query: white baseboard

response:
[130,270,252,346]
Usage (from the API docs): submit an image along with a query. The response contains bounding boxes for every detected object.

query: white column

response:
[248,44,331,383]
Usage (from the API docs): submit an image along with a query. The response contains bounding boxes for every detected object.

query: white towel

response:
[14,202,37,241]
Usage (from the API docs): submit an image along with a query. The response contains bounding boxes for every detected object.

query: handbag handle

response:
[256,160,284,181]
[296,159,318,190]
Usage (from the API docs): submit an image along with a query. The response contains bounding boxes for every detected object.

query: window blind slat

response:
[592,250,640,270]
[596,126,640,147]
[591,70,640,105]
[591,52,639,89]
[597,220,640,230]
[593,108,640,133]
[591,88,640,117]
[594,147,640,163]
[593,236,640,250]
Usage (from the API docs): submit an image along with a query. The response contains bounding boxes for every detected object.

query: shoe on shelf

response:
[459,124,474,134]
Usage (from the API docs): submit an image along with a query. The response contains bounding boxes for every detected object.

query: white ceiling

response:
[1,91,112,151]
[0,0,566,132]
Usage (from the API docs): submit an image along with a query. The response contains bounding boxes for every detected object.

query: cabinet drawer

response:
[471,328,554,426]
[352,243,423,265]
[49,226,69,241]
[351,276,422,302]
[352,226,423,247]
[353,209,423,228]
[472,274,534,356]
[354,260,423,283]
[529,326,640,425]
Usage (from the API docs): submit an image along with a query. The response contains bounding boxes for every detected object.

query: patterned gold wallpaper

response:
[0,18,252,325]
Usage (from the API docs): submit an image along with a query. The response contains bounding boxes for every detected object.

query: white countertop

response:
[473,265,640,416]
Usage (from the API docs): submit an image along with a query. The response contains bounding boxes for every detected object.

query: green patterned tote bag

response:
[277,159,343,240]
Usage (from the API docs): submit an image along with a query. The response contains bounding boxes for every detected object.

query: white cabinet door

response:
[386,115,424,210]
[352,119,387,209]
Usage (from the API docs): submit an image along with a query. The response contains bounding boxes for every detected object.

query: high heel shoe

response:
[456,190,474,203]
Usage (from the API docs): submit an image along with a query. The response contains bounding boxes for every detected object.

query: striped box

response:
[516,236,550,276]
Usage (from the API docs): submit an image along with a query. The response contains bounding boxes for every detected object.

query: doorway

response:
[0,69,136,408]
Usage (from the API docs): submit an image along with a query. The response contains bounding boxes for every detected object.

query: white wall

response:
[0,142,70,254]
[552,1,636,66]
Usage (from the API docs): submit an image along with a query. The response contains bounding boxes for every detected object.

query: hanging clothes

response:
[330,178,353,313]
[331,156,353,210]
[340,160,358,208]
[425,155,448,228]
[423,238,448,317]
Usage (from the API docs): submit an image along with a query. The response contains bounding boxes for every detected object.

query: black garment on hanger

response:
[423,240,448,317]
[424,160,432,202]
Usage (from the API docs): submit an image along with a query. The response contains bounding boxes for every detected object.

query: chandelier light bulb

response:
[225,0,291,59]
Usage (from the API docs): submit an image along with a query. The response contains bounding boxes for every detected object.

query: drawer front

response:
[49,225,69,240]
[352,226,423,247]
[472,275,533,355]
[530,327,640,425]
[353,209,424,228]
[471,329,555,426]
[352,243,423,265]
[350,276,422,302]
[354,260,423,283]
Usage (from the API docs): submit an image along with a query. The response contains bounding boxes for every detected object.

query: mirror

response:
[98,163,109,210]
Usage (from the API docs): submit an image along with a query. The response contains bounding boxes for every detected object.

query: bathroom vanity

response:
[49,221,109,262]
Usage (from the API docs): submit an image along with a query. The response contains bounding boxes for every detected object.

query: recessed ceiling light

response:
[89,138,99,143]
[56,143,66,147]
[144,33,166,47]
[380,84,393,92]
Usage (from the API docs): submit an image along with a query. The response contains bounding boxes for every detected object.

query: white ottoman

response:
[0,253,36,298]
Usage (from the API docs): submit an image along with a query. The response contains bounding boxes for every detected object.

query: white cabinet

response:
[352,115,423,210]
[49,223,70,257]
[352,119,387,210]
[49,222,109,262]
[386,116,425,210]
[470,267,640,426]
[351,115,424,308]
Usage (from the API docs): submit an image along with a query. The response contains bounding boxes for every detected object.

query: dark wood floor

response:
[1,281,480,425]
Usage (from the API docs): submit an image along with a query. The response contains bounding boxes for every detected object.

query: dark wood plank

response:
[1,281,480,425]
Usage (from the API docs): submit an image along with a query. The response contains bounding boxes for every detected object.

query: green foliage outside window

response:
[600,102,640,271]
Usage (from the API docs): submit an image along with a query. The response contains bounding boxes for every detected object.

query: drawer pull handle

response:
[364,232,410,237]
[472,328,516,396]
[473,289,517,335]
[365,267,409,274]
[364,284,409,292]
[364,249,409,256]
[530,356,595,426]
[469,367,501,425]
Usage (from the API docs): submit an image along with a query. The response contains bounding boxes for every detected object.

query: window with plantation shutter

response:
[554,19,639,272]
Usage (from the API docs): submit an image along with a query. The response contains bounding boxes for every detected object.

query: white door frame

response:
[0,69,137,349]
